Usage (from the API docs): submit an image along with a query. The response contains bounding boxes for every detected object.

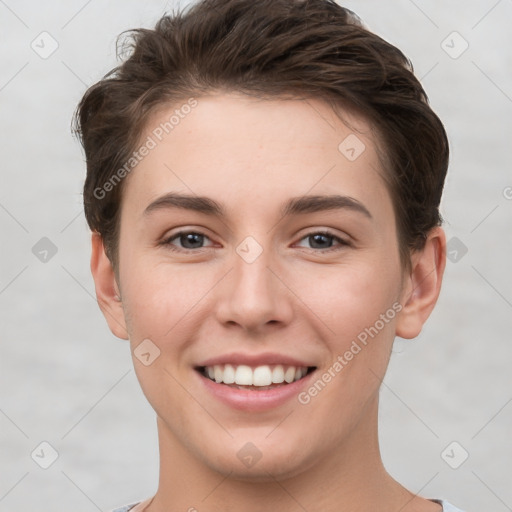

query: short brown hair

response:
[73,0,449,270]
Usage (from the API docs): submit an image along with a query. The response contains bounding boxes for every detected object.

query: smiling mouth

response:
[196,364,317,390]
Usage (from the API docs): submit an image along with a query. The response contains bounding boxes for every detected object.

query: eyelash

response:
[160,230,350,254]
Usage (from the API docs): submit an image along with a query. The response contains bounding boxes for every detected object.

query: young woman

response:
[74,1,465,510]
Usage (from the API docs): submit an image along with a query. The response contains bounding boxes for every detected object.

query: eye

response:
[296,231,349,252]
[160,229,349,253]
[161,230,214,252]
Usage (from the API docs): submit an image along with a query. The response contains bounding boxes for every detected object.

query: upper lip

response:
[196,352,316,368]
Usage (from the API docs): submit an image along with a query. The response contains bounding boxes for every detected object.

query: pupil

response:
[182,233,203,248]
[311,234,331,249]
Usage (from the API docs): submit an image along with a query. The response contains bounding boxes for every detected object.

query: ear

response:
[90,232,129,340]
[395,226,446,339]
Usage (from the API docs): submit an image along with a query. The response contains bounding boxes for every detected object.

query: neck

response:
[148,395,430,512]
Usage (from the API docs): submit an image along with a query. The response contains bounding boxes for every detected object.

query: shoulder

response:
[110,497,153,511]
[109,504,140,512]
[430,499,467,512]
[112,498,466,512]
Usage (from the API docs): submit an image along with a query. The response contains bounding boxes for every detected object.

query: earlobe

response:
[395,227,446,339]
[90,232,129,340]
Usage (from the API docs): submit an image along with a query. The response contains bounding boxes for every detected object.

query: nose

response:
[214,241,294,333]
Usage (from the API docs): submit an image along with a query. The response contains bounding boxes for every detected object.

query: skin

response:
[91,93,446,512]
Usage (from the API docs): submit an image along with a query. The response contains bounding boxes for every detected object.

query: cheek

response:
[296,265,400,432]
[298,258,401,403]
[299,258,401,344]
[119,250,211,338]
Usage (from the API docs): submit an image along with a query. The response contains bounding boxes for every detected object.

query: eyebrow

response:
[143,192,372,219]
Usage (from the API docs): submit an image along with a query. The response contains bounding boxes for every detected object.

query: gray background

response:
[1,1,511,511]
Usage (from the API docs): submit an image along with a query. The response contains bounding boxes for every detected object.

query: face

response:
[105,93,413,479]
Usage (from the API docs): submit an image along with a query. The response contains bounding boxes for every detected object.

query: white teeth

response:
[284,366,296,383]
[253,366,272,386]
[203,364,311,386]
[234,365,253,385]
[271,365,285,383]
[223,364,235,384]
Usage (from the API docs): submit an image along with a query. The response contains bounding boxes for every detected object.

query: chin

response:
[210,457,313,483]
[199,435,318,482]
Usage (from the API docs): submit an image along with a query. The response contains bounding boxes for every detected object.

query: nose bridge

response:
[215,234,293,330]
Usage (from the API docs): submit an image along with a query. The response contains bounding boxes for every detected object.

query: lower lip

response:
[196,369,317,412]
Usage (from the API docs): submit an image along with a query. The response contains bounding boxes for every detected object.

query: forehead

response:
[121,93,392,222]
